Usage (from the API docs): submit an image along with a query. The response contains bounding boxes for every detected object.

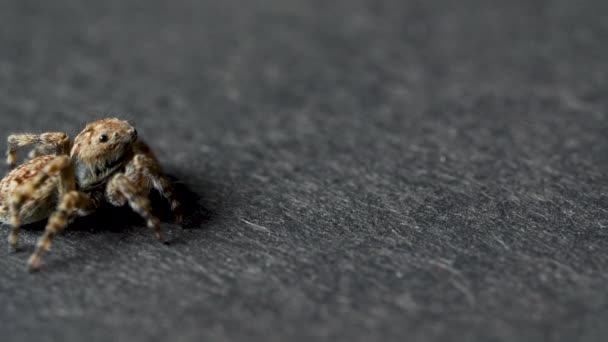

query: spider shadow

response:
[16,170,221,248]
[18,173,221,272]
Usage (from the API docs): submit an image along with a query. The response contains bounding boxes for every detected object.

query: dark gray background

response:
[0,0,607,341]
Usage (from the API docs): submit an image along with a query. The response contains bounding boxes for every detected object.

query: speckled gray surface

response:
[0,0,607,341]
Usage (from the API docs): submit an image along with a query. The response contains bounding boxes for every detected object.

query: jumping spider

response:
[0,118,182,270]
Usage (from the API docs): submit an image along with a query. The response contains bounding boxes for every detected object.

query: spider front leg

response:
[106,173,163,241]
[6,132,70,168]
[150,173,183,223]
[132,153,183,223]
[28,191,98,271]
[8,155,75,250]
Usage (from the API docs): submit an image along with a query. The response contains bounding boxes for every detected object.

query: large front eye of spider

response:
[98,134,109,143]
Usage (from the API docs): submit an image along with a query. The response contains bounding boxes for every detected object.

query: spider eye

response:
[98,134,109,143]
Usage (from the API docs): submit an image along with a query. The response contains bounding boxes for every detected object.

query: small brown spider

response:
[0,118,182,270]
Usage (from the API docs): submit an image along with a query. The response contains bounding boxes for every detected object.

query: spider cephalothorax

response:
[0,118,181,270]
[71,118,138,190]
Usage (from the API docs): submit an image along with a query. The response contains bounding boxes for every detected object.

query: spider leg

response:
[153,174,183,223]
[6,132,70,169]
[27,145,52,160]
[132,154,183,223]
[8,155,75,250]
[28,191,98,271]
[106,173,163,241]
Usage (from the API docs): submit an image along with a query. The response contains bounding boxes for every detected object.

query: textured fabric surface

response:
[0,1,607,341]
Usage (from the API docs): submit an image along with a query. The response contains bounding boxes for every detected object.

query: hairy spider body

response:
[0,118,181,270]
